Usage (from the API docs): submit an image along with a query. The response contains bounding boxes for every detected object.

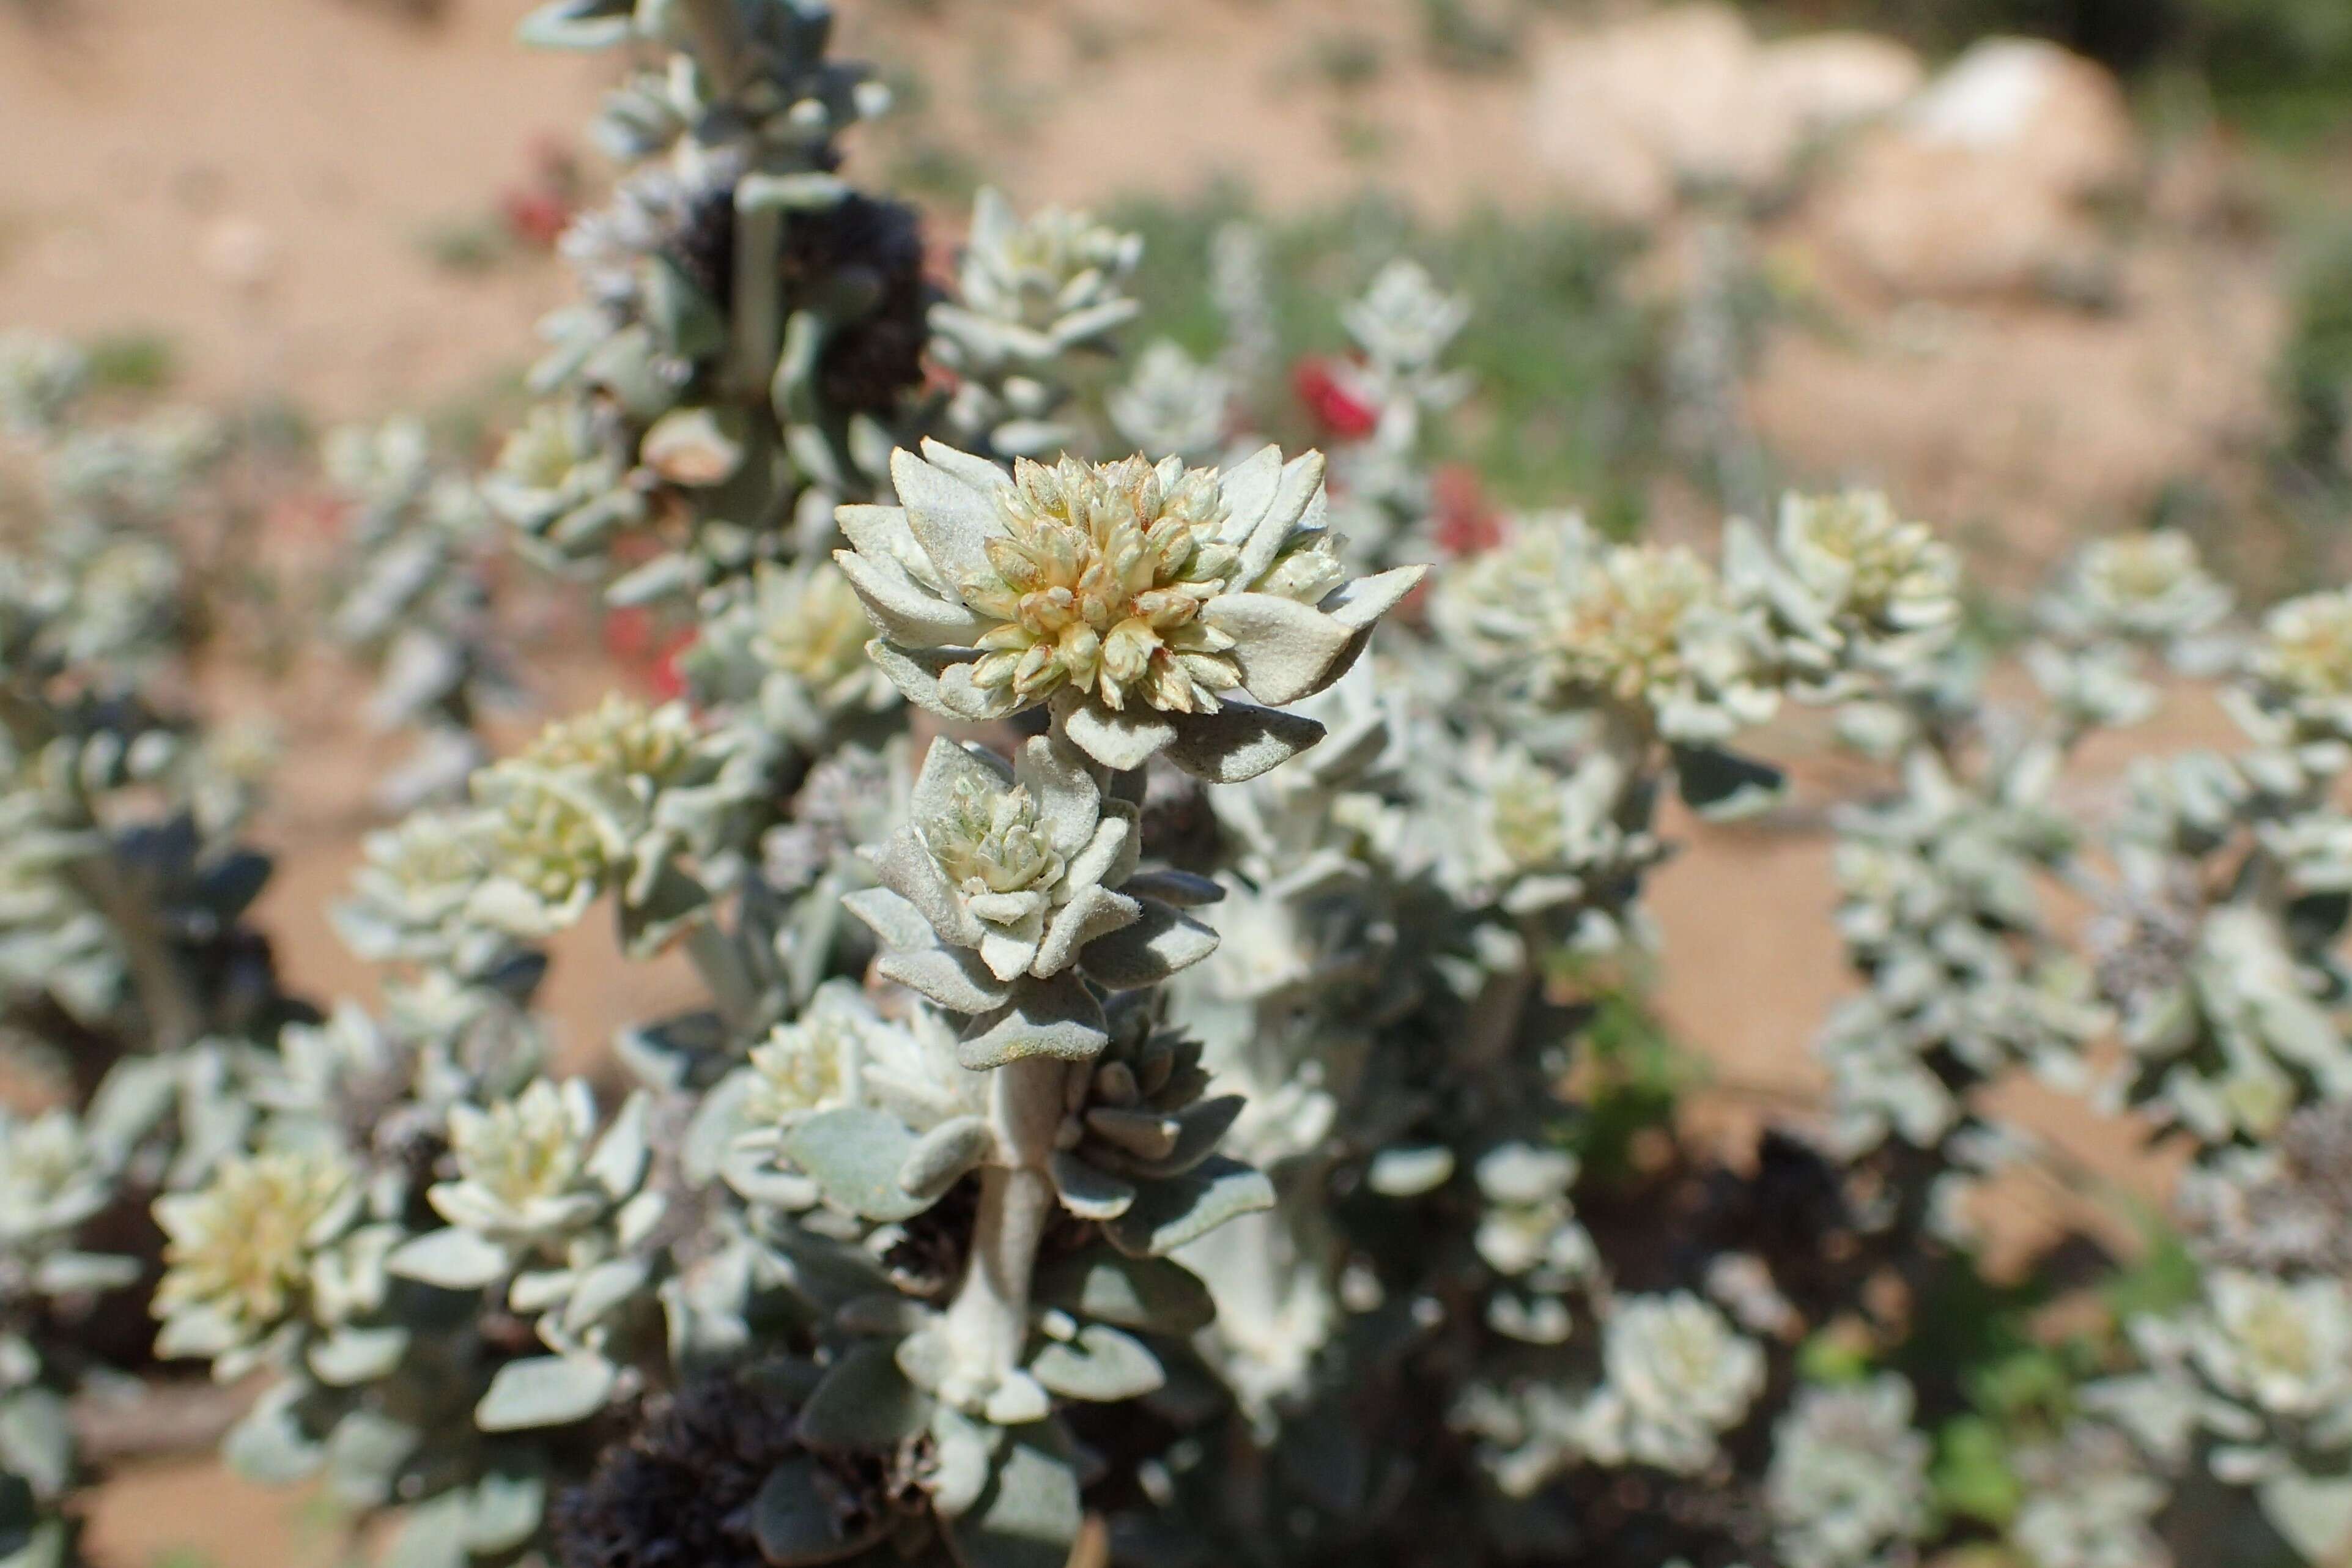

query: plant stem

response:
[682,915,760,1038]
[73,857,205,1055]
[729,204,783,401]
[677,0,747,97]
[941,1056,1066,1389]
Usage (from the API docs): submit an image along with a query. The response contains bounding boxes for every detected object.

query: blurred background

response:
[6,0,2351,1559]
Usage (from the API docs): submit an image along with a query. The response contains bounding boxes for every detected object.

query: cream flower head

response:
[834,440,1423,778]
[153,1147,359,1358]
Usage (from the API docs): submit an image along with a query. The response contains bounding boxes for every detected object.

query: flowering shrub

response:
[10,6,2352,1568]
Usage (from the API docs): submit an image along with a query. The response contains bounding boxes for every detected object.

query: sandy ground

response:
[1,0,2319,1559]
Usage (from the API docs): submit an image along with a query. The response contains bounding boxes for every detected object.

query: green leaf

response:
[948,1429,1083,1568]
[1033,1249,1215,1336]
[474,1355,616,1432]
[1931,1415,2021,1527]
[778,1108,932,1222]
[1104,1157,1275,1258]
[1029,1323,1164,1402]
[1671,744,1787,821]
[797,1342,933,1452]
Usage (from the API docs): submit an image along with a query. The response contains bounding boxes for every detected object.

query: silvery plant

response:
[325,419,518,812]
[16,7,2352,1568]
[0,331,301,1568]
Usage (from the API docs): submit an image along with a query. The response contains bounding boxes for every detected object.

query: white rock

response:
[1526,5,1923,223]
[1812,37,2142,298]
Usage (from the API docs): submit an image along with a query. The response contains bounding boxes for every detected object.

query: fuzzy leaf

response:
[2261,1472,2352,1563]
[898,1116,994,1200]
[222,1393,326,1486]
[382,1493,470,1568]
[1048,1151,1137,1220]
[1105,1157,1275,1257]
[1029,1323,1164,1402]
[307,1325,412,1388]
[1034,1248,1216,1336]
[875,942,1014,1015]
[799,1341,933,1451]
[778,1108,933,1222]
[1161,703,1326,784]
[474,1355,616,1432]
[949,1430,1084,1568]
[753,1454,884,1565]
[1672,745,1788,822]
[463,1466,547,1555]
[1078,899,1220,991]
[387,1227,509,1290]
[1200,593,1354,706]
[959,974,1109,1070]
[1052,695,1180,772]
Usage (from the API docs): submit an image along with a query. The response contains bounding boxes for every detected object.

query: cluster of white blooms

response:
[1765,1375,1934,1568]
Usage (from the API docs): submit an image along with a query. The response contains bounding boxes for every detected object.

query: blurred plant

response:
[325,418,518,811]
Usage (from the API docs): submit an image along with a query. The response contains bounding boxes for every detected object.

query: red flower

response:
[601,606,654,662]
[1292,355,1380,442]
[501,188,572,251]
[649,630,696,701]
[1430,463,1503,557]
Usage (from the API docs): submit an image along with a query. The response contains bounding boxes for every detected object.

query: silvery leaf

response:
[948,1429,1084,1568]
[1028,1323,1164,1402]
[1033,1248,1215,1336]
[463,1466,547,1555]
[960,974,1109,1069]
[474,1355,616,1432]
[1078,899,1219,991]
[387,1227,510,1290]
[898,1115,994,1201]
[307,1325,412,1388]
[382,1492,470,1568]
[799,1341,933,1451]
[1161,703,1326,783]
[778,1107,933,1222]
[1672,745,1788,822]
[1105,1158,1275,1258]
[753,1454,884,1566]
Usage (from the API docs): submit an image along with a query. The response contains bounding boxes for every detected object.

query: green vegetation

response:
[1111,192,1671,530]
